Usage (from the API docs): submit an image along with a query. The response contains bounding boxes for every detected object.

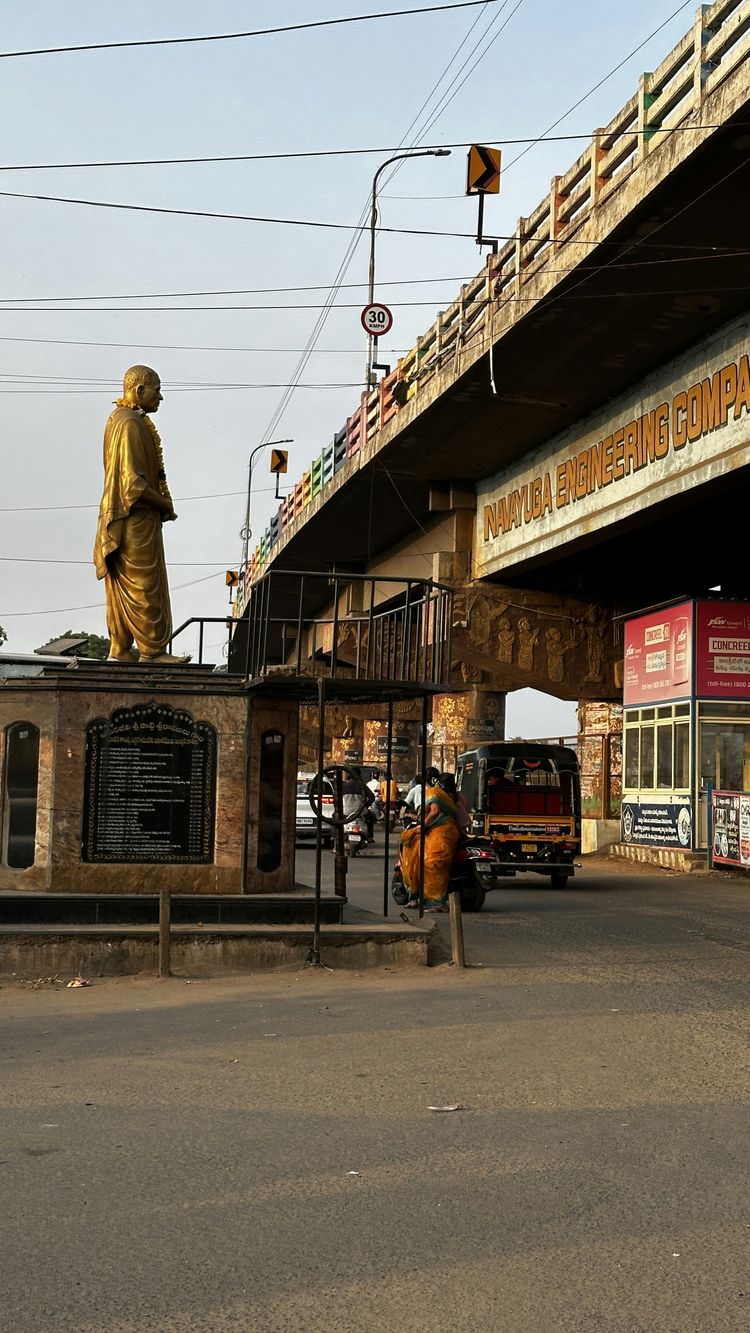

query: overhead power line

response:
[0,570,223,617]
[0,2,497,60]
[0,246,744,309]
[0,124,727,174]
[0,277,747,319]
[0,490,271,514]
[252,0,502,457]
[504,1,693,172]
[0,184,736,251]
[0,335,406,353]
[0,184,485,237]
[0,556,236,566]
[0,274,476,304]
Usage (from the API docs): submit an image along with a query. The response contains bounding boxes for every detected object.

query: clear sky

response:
[0,0,695,729]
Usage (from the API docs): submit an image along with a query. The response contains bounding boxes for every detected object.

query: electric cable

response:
[247,0,505,526]
[0,489,277,514]
[0,274,478,304]
[503,1,694,172]
[0,279,747,318]
[404,0,527,142]
[0,123,729,174]
[0,183,738,251]
[0,248,746,314]
[0,335,406,354]
[0,3,499,60]
[0,570,224,617]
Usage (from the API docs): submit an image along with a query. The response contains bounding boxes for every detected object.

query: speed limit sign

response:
[361,303,393,336]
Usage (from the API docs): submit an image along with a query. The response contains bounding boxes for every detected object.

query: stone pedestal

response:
[0,663,298,895]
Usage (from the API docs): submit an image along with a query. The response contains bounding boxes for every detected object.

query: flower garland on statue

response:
[115,394,173,508]
[140,413,174,509]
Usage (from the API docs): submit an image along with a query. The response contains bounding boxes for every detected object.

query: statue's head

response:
[121,365,162,413]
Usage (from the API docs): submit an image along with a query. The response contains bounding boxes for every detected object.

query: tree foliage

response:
[61,629,110,660]
[0,622,6,647]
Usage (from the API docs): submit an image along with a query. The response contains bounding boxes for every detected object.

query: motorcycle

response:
[344,814,369,857]
[391,835,498,912]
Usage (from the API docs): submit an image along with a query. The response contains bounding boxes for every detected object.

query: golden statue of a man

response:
[94,365,189,664]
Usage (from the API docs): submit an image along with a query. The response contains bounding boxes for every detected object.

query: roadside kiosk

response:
[621,598,750,854]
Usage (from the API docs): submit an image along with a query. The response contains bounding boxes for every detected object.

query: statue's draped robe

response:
[93,407,172,656]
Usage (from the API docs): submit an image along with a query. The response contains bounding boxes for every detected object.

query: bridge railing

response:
[235,0,750,611]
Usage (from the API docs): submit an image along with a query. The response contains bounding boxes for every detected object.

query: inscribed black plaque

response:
[82,703,217,863]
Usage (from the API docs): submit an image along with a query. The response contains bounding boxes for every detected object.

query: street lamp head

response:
[432,149,451,157]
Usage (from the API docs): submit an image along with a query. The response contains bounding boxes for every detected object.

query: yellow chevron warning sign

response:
[270,448,288,474]
[466,144,501,195]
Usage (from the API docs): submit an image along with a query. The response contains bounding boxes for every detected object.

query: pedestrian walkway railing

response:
[231,570,454,687]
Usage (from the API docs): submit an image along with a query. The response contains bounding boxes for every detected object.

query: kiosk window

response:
[624,728,639,787]
[2,722,40,869]
[675,724,690,788]
[640,726,655,788]
[656,726,672,788]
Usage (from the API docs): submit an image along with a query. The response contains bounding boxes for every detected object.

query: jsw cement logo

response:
[625,645,639,658]
[708,615,746,631]
[676,627,688,644]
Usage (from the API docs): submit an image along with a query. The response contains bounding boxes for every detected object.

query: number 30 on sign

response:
[361,303,393,336]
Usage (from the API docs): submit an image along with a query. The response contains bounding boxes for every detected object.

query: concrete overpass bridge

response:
[235,1,750,754]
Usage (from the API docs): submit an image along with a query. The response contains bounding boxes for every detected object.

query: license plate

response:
[521,843,537,853]
[298,818,314,825]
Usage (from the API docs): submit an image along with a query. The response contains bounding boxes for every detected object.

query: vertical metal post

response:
[296,575,305,673]
[243,588,252,680]
[399,602,408,679]
[382,701,394,918]
[158,889,171,978]
[331,578,340,680]
[366,580,375,676]
[333,766,347,901]
[418,690,429,919]
[476,191,485,247]
[449,891,466,967]
[260,574,271,675]
[198,621,204,665]
[308,676,326,966]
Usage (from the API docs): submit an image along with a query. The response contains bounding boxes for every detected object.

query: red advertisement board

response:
[695,599,750,698]
[623,601,693,705]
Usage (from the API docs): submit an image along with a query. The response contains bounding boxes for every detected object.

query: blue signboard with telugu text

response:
[620,800,692,849]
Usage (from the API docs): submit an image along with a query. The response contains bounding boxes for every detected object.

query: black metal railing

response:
[168,617,232,666]
[229,570,454,687]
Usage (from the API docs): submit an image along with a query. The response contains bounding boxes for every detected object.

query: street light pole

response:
[240,437,293,580]
[365,148,451,388]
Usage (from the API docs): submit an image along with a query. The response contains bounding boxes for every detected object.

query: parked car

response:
[295,773,334,848]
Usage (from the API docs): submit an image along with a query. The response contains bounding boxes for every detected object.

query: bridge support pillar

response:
[430,689,506,771]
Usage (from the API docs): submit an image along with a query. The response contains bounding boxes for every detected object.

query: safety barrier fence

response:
[235,0,750,617]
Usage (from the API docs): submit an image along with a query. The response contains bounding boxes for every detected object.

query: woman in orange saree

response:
[400,779,459,911]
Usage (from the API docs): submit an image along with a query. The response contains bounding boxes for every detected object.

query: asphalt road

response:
[1,844,748,1332]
